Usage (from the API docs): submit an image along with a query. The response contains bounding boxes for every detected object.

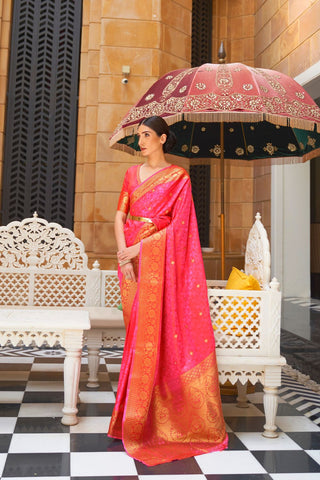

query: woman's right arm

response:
[114,210,136,282]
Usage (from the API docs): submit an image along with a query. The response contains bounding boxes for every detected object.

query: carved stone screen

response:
[2,0,82,228]
[190,164,210,247]
[192,0,212,68]
[190,0,212,247]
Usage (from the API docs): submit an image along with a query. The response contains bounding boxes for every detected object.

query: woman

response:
[108,116,228,466]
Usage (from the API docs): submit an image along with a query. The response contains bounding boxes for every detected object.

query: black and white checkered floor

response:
[1,347,320,479]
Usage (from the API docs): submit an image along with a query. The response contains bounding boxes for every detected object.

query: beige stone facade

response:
[75,0,192,270]
[1,0,320,276]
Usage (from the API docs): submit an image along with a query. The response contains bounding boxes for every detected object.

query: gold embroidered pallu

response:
[108,164,228,465]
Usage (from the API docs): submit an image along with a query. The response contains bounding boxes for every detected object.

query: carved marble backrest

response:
[0,213,92,307]
[245,212,271,289]
[0,213,88,270]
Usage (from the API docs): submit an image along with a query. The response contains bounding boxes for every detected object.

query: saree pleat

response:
[108,165,228,465]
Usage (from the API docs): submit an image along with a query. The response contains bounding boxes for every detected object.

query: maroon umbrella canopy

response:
[110,62,320,162]
[110,62,320,278]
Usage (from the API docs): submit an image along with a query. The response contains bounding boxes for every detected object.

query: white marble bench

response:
[0,214,104,425]
[0,212,286,437]
[0,308,89,425]
[90,213,286,439]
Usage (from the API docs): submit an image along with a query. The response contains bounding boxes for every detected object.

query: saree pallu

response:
[108,165,228,466]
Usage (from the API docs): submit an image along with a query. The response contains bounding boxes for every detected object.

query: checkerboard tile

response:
[0,348,319,479]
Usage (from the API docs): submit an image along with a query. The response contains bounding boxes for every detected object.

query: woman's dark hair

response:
[138,116,176,153]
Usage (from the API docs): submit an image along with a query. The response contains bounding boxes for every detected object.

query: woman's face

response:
[137,124,166,157]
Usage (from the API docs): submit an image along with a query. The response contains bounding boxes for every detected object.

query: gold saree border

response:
[117,190,130,213]
[131,165,188,205]
[127,351,228,466]
[152,351,226,445]
[123,229,166,456]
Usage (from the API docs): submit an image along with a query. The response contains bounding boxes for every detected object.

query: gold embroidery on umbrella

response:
[254,68,286,94]
[288,143,297,152]
[161,70,190,101]
[201,127,206,132]
[216,64,233,93]
[181,144,188,152]
[122,93,320,127]
[263,143,278,155]
[218,98,233,109]
[229,128,234,132]
[236,147,244,156]
[307,136,316,148]
[210,145,222,156]
[192,145,200,154]
[247,145,254,153]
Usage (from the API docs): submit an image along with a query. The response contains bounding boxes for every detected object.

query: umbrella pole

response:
[220,121,225,279]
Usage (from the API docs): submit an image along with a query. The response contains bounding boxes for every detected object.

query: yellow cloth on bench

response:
[213,267,261,336]
[226,267,261,291]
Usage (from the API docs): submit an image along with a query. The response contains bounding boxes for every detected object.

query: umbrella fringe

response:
[289,118,318,131]
[183,112,265,123]
[109,113,185,147]
[162,112,184,126]
[181,111,319,132]
[110,142,141,156]
[109,125,137,147]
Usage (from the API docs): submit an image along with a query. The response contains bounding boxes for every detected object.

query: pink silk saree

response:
[108,164,228,466]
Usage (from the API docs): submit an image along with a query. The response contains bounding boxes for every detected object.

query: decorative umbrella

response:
[110,62,320,278]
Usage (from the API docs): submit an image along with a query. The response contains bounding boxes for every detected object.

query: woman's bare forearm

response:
[114,210,137,281]
[114,210,127,252]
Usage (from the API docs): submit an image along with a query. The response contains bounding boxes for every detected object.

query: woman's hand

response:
[117,243,140,264]
[117,243,141,282]
[120,261,136,282]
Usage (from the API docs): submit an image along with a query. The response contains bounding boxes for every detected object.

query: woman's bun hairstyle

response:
[163,130,176,153]
[138,116,176,153]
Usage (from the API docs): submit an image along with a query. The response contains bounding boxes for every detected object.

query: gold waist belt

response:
[131,215,154,224]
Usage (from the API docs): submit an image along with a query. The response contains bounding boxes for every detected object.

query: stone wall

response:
[254,0,320,236]
[1,0,320,276]
[212,0,255,65]
[75,0,192,268]
[255,0,320,78]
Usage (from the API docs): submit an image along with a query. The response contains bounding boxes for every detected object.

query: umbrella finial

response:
[218,41,226,64]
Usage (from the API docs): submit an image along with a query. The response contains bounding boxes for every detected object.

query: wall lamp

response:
[122,65,130,84]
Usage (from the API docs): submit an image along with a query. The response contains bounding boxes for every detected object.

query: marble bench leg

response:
[61,331,83,426]
[263,386,279,438]
[236,380,249,408]
[86,330,102,389]
[262,366,281,438]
